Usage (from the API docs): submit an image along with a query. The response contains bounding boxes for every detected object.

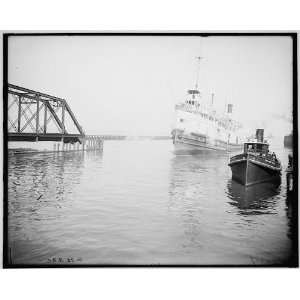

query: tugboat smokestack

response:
[256,129,264,143]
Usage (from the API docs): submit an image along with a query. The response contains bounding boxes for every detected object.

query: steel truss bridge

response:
[7,84,85,144]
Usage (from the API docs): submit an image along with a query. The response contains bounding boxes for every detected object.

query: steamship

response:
[172,57,244,154]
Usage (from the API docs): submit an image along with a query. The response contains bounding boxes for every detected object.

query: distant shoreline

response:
[8,138,172,155]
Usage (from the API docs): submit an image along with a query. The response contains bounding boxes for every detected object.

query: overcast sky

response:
[8,35,293,137]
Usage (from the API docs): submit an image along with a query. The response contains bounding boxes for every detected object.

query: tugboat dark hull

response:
[229,158,281,186]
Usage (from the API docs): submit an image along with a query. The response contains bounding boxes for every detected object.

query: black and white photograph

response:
[2,33,298,267]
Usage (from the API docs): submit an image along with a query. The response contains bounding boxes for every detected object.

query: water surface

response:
[7,140,294,265]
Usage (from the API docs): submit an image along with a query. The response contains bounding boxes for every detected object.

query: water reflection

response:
[226,179,281,215]
[8,152,86,239]
[168,153,227,206]
[9,152,85,206]
[8,150,104,264]
[168,153,230,249]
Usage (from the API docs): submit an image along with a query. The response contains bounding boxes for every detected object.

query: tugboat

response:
[228,129,281,186]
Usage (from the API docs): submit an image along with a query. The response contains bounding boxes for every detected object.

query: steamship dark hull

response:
[229,158,281,186]
[172,130,243,154]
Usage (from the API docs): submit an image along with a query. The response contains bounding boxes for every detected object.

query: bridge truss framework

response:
[6,84,85,144]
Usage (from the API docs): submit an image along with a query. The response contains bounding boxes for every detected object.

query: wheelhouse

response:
[244,142,269,154]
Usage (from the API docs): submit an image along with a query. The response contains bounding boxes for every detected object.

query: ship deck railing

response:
[175,103,240,131]
[230,152,281,168]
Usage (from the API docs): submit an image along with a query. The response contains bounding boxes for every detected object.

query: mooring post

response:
[57,143,60,151]
[17,95,22,132]
[53,143,56,152]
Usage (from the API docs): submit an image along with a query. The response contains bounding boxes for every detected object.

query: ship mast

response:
[194,56,203,90]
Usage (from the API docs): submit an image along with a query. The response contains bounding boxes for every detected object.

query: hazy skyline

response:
[8,35,293,137]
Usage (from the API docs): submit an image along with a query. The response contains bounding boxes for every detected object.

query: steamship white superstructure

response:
[172,58,244,154]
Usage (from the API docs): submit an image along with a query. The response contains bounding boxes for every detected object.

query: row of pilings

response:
[53,136,103,152]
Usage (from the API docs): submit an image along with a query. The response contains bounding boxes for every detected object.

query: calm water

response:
[7,140,294,265]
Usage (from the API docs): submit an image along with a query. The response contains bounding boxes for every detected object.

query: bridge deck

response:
[8,132,83,143]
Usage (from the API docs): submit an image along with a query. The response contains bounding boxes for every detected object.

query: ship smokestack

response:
[227,104,233,114]
[256,129,264,143]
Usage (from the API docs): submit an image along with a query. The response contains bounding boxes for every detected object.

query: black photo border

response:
[2,32,298,268]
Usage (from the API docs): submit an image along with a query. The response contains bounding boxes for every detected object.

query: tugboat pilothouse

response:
[172,57,244,154]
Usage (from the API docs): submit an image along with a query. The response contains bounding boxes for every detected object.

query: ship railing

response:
[175,103,238,130]
[230,152,281,168]
[175,103,185,109]
[248,153,281,168]
[230,153,246,162]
